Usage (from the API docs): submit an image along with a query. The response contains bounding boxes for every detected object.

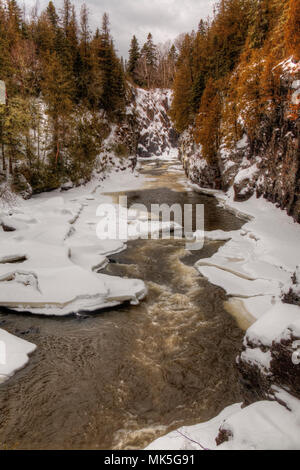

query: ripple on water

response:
[0,161,246,450]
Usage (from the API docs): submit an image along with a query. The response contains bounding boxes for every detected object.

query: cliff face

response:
[236,303,300,406]
[176,58,300,448]
[180,58,300,222]
[129,87,179,158]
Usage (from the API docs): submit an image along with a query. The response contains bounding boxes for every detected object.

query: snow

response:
[146,388,300,450]
[0,167,152,316]
[245,304,300,348]
[277,57,300,75]
[236,134,248,149]
[146,404,242,450]
[147,162,300,451]
[216,394,300,450]
[240,347,272,372]
[193,189,300,321]
[0,329,36,384]
[0,163,152,380]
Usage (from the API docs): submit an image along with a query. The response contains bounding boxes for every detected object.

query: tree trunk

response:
[2,143,5,171]
[9,152,13,175]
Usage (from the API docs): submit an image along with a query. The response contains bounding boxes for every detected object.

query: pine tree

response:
[127,35,140,84]
[41,51,74,166]
[285,0,300,60]
[7,0,22,36]
[46,1,59,30]
[94,13,126,115]
[248,0,271,49]
[1,96,31,175]
[194,78,222,167]
[0,2,11,81]
[76,3,92,103]
[140,33,157,88]
[169,34,194,132]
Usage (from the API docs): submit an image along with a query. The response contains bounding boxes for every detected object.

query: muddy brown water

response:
[0,158,246,450]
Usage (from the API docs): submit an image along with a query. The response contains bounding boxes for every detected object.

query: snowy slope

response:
[129,87,178,158]
[147,180,300,450]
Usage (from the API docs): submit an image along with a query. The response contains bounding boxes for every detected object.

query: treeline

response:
[170,0,300,167]
[127,33,177,89]
[0,0,126,194]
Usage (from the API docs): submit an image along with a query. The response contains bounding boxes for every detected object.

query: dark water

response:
[0,159,245,450]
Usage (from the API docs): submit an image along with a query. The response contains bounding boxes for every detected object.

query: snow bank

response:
[146,390,300,450]
[0,169,152,316]
[0,328,36,384]
[146,404,242,450]
[194,189,300,321]
[147,173,300,450]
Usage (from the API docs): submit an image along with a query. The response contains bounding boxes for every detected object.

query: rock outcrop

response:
[130,87,179,158]
[179,58,300,222]
[236,303,300,405]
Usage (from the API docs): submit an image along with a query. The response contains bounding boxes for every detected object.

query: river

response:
[0,156,246,450]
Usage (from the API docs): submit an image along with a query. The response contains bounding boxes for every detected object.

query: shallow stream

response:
[0,158,246,450]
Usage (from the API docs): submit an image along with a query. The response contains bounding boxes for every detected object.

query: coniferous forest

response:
[170,0,299,155]
[0,0,300,452]
[1,0,299,203]
[0,0,179,198]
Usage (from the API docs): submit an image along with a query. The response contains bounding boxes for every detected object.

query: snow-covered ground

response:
[0,159,181,382]
[0,167,148,317]
[2,150,299,447]
[130,87,178,159]
[147,182,300,450]
[147,387,300,450]
[0,328,36,384]
[195,187,300,322]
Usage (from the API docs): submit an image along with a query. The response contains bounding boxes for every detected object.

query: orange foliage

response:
[194,78,222,166]
[285,0,300,60]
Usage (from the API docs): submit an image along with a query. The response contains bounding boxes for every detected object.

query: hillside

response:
[171,0,300,221]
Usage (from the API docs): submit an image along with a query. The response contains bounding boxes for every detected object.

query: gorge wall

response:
[130,87,179,158]
[179,57,300,222]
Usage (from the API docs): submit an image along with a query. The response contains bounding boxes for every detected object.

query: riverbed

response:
[0,156,246,450]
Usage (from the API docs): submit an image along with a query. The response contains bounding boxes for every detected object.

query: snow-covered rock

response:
[0,328,36,384]
[147,172,300,450]
[131,87,178,158]
[146,388,300,450]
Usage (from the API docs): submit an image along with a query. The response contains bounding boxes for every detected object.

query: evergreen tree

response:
[127,35,140,84]
[94,13,126,115]
[248,0,271,49]
[140,33,157,88]
[285,0,300,60]
[194,78,222,167]
[169,34,194,132]
[46,1,59,30]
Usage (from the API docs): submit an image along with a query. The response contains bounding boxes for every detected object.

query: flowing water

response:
[0,158,246,450]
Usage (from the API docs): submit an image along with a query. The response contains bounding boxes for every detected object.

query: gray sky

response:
[23,0,216,57]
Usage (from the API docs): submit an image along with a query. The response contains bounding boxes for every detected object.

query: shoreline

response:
[147,178,300,450]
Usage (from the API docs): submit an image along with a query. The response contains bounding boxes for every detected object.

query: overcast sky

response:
[23,0,216,57]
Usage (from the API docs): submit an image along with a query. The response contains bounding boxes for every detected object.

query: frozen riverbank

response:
[147,185,300,450]
[0,164,150,381]
[0,156,246,449]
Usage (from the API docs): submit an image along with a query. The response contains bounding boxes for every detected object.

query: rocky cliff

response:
[129,87,178,158]
[175,57,300,448]
[180,57,300,222]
